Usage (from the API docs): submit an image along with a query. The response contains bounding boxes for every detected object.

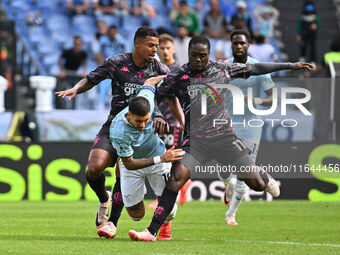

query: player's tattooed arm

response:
[121,146,184,170]
[143,75,166,87]
[55,78,95,100]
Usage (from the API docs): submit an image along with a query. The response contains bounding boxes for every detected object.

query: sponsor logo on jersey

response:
[124,83,143,96]
[136,71,144,81]
[120,66,130,72]
[181,74,190,80]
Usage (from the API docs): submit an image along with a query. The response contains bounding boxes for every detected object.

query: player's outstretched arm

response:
[250,62,314,75]
[144,75,166,87]
[54,77,95,101]
[142,75,168,137]
[121,146,184,170]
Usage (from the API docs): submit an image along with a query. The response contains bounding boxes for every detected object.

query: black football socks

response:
[86,171,108,203]
[108,177,124,227]
[147,187,178,236]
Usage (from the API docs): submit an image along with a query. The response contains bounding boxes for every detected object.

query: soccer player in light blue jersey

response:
[219,30,276,226]
[97,76,184,240]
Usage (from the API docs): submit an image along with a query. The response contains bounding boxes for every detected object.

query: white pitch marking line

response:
[2,233,340,248]
[182,238,340,248]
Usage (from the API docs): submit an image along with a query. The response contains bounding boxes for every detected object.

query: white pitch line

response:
[1,233,340,248]
[182,238,340,248]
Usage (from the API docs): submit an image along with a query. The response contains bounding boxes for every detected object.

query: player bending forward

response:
[97,76,184,240]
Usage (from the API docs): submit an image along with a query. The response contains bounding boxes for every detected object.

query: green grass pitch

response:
[1,200,340,255]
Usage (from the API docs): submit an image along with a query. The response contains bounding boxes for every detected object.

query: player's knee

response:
[253,179,266,191]
[126,204,145,220]
[87,162,105,179]
[128,211,145,220]
[130,215,144,221]
[167,162,190,192]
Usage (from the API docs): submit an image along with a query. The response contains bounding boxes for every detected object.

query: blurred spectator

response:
[97,25,127,64]
[265,0,280,27]
[173,25,191,65]
[215,26,232,60]
[126,0,151,25]
[170,0,203,20]
[157,33,181,125]
[174,1,200,37]
[57,36,88,109]
[158,33,180,70]
[306,35,340,77]
[253,5,279,40]
[296,1,320,63]
[95,20,109,41]
[58,36,87,78]
[248,34,279,62]
[128,0,147,17]
[230,1,253,38]
[66,0,90,15]
[143,0,159,18]
[93,0,118,17]
[203,0,228,39]
[97,26,127,109]
[92,20,108,59]
[114,0,129,18]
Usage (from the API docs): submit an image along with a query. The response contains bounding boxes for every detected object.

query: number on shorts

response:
[233,139,247,152]
[162,172,171,182]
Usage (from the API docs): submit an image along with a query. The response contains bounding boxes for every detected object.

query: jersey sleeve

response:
[86,57,117,85]
[155,59,170,75]
[227,62,252,79]
[157,73,177,98]
[112,138,134,158]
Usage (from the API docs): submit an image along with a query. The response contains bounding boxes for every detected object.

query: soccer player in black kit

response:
[55,27,172,238]
[128,35,314,242]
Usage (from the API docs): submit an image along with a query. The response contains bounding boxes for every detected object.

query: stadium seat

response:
[46,14,70,31]
[122,15,144,34]
[26,26,47,48]
[72,15,96,33]
[149,15,173,33]
[96,14,120,26]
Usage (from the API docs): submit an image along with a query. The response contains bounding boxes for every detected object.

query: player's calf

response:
[126,201,145,220]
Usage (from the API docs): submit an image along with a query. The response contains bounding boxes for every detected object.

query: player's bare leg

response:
[239,164,280,197]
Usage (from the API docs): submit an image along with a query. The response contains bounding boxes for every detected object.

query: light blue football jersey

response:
[225,57,275,140]
[110,87,166,159]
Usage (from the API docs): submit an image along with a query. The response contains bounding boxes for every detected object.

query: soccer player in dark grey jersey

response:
[127,35,313,242]
[55,26,170,237]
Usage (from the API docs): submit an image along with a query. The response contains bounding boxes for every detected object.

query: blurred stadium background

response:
[1,0,340,201]
[0,0,340,253]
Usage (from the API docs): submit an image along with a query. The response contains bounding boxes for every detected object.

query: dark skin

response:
[55,36,169,180]
[231,34,273,106]
[165,43,314,193]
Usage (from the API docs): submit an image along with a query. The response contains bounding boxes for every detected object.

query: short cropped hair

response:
[129,96,150,116]
[159,33,174,44]
[188,35,211,52]
[134,26,159,42]
[230,29,251,43]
